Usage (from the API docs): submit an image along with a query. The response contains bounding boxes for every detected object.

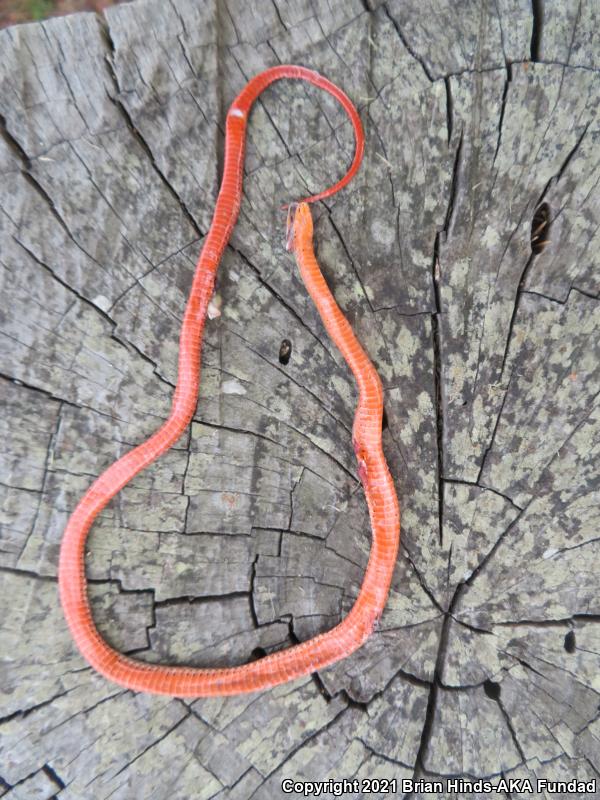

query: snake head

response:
[285,202,313,252]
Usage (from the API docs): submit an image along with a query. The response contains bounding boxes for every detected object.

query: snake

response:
[58,65,400,697]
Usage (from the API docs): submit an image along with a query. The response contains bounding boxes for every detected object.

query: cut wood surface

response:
[1,0,600,797]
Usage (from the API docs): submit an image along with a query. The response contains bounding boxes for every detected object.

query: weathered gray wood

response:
[1,0,600,796]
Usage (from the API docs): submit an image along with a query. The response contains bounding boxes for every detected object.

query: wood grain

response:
[1,0,599,794]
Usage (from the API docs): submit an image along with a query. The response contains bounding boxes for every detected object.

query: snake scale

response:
[58,66,400,697]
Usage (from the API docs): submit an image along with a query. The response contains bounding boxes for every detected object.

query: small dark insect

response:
[483,679,502,700]
[279,338,292,365]
[531,202,552,254]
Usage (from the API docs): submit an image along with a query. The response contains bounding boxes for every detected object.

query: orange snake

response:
[58,66,400,697]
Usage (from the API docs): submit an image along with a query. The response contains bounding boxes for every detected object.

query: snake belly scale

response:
[58,65,401,697]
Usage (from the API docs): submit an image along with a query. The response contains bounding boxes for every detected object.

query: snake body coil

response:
[58,66,400,697]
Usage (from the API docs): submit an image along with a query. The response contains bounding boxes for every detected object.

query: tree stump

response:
[1,1,600,797]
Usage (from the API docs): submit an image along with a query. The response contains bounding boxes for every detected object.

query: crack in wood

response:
[530,0,544,62]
